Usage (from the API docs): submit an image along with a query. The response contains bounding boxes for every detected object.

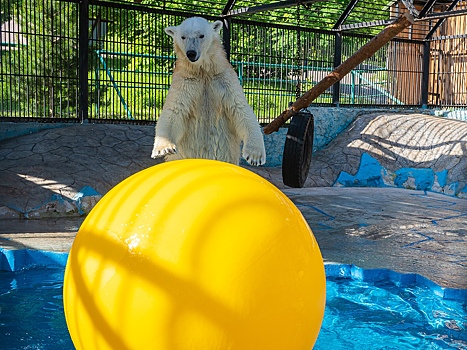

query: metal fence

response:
[1,0,466,124]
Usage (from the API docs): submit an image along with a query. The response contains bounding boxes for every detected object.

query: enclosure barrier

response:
[1,0,466,124]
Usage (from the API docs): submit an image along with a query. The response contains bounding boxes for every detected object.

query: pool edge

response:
[1,248,466,301]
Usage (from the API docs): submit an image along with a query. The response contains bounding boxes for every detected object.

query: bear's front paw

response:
[151,137,178,158]
[242,145,266,166]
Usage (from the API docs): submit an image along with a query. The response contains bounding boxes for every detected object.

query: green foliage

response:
[2,0,79,117]
[1,0,398,120]
[0,0,20,21]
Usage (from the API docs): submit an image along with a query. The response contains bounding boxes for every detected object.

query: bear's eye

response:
[199,35,204,39]
[181,36,186,40]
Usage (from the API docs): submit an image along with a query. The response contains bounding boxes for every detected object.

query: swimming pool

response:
[318,276,466,349]
[1,260,465,349]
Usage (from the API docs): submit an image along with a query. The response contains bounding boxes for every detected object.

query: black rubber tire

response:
[282,112,314,188]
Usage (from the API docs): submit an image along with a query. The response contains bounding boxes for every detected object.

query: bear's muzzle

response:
[186,50,198,62]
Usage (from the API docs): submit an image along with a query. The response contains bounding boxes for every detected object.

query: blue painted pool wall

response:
[334,152,466,197]
[433,109,467,122]
[1,248,464,300]
[0,248,68,271]
[325,263,467,300]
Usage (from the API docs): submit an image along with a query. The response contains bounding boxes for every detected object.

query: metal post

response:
[78,0,89,122]
[238,62,243,86]
[421,40,430,108]
[222,17,231,62]
[425,0,461,39]
[332,31,342,105]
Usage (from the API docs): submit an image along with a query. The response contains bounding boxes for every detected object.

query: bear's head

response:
[165,17,223,64]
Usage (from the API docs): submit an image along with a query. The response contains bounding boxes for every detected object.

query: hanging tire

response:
[282,111,314,188]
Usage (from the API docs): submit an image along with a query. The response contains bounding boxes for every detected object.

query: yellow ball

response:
[63,159,325,350]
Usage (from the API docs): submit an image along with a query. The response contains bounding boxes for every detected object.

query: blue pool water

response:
[0,267,466,350]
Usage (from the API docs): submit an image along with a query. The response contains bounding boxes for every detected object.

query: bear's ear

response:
[212,20,223,34]
[165,26,177,38]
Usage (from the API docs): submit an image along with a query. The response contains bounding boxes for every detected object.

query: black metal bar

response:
[231,16,337,36]
[421,40,430,108]
[90,0,219,22]
[423,7,467,21]
[340,7,467,32]
[418,0,437,18]
[78,0,89,122]
[333,0,360,30]
[339,19,393,31]
[224,0,320,17]
[222,17,231,61]
[425,0,461,39]
[431,33,467,41]
[401,0,419,18]
[332,31,342,105]
[222,0,236,15]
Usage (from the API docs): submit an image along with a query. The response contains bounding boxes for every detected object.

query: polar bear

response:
[151,17,266,166]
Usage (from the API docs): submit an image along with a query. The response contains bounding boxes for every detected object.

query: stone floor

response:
[0,114,466,291]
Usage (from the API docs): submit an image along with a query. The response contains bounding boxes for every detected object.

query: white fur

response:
[151,17,266,166]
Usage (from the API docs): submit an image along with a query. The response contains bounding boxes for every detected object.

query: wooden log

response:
[263,13,415,134]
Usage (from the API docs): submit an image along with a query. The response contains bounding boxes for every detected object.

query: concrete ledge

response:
[0,122,73,142]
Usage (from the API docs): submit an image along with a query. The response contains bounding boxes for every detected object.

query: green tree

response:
[0,0,21,114]
[13,0,79,117]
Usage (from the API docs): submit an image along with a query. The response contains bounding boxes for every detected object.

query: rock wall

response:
[305,112,467,198]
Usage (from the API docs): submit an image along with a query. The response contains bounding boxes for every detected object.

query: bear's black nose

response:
[186,50,198,62]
